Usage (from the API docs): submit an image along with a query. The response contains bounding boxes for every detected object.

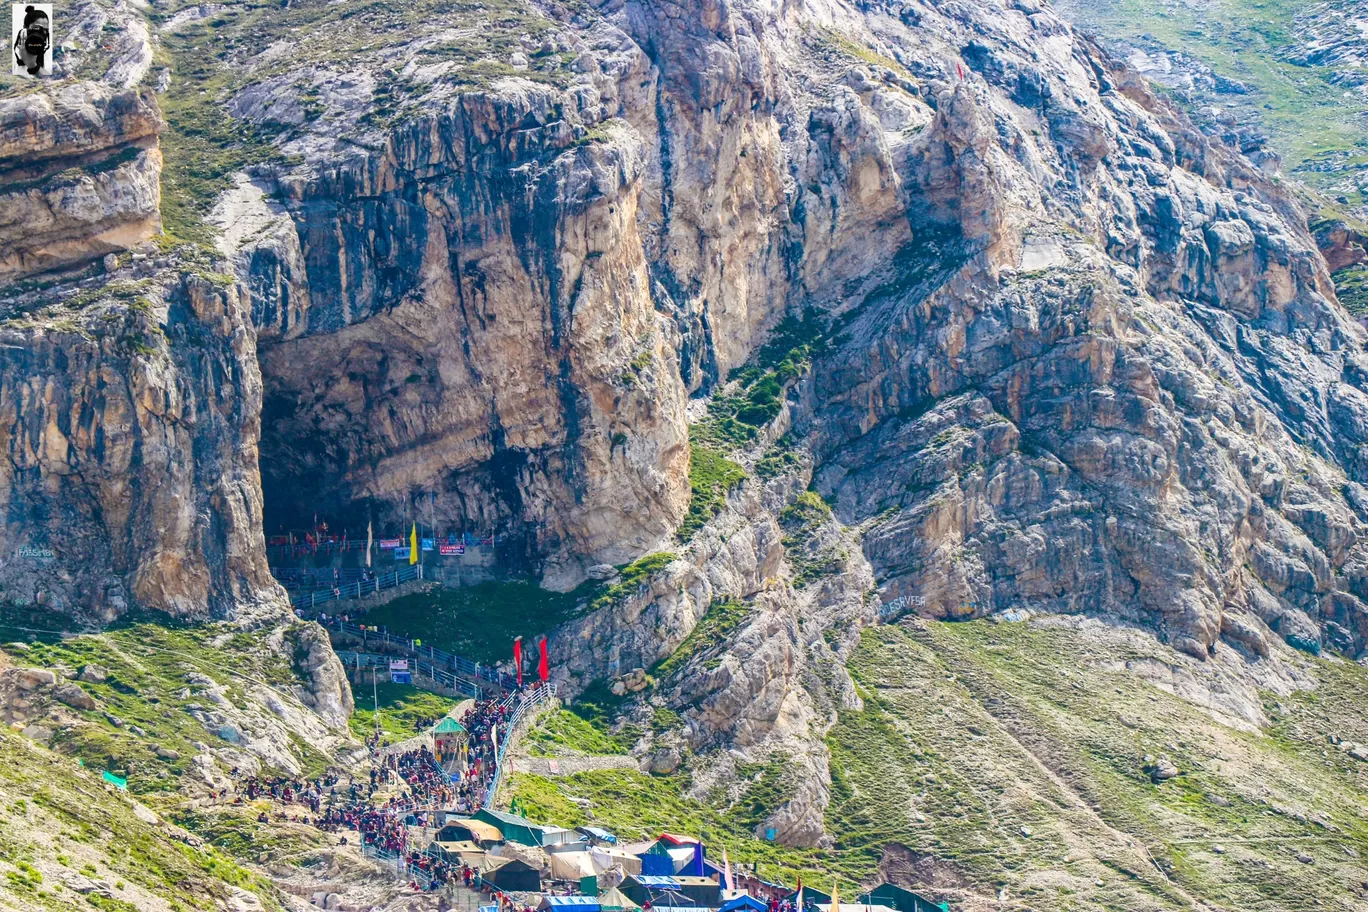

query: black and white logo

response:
[11,3,53,77]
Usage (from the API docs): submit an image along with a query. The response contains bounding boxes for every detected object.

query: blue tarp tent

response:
[539,898,602,912]
[721,897,767,912]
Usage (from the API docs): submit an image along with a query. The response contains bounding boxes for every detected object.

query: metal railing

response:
[337,650,482,698]
[267,533,498,562]
[287,564,424,609]
[483,683,556,808]
[319,617,521,692]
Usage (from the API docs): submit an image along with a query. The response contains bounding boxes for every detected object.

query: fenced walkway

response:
[337,649,483,699]
[317,617,521,693]
[283,564,425,609]
[358,683,557,889]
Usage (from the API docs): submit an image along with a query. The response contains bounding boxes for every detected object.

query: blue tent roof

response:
[541,898,602,910]
[720,897,767,912]
[634,877,682,889]
[579,825,618,843]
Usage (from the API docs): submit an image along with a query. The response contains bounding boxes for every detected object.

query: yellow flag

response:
[830,883,839,912]
[410,523,419,565]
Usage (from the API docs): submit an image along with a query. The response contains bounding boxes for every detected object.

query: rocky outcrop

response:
[0,83,163,279]
[1316,217,1368,273]
[285,622,355,729]
[0,272,286,625]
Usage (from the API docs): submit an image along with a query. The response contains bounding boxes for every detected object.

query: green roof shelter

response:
[432,716,468,765]
[476,808,544,846]
[856,884,947,912]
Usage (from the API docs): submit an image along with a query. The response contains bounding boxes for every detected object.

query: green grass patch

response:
[358,555,679,665]
[356,581,593,665]
[779,491,843,589]
[589,552,677,612]
[525,708,629,757]
[651,597,752,682]
[679,445,747,543]
[691,312,828,452]
[1334,265,1368,317]
[349,681,457,741]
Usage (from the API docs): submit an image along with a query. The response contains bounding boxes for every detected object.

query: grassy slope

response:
[11,623,306,794]
[349,680,458,741]
[1061,0,1368,205]
[353,553,676,664]
[510,619,1368,909]
[0,621,361,911]
[0,729,289,912]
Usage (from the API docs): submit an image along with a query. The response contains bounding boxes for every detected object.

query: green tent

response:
[476,808,542,846]
[857,884,947,912]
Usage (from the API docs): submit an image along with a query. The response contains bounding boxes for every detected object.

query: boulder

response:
[78,664,109,684]
[1150,758,1180,781]
[648,747,681,775]
[54,683,98,711]
[18,668,58,690]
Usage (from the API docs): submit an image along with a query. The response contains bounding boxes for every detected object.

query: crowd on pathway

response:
[216,693,522,893]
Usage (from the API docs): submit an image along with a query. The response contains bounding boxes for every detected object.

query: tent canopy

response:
[590,846,643,876]
[720,896,767,912]
[548,850,599,882]
[598,887,641,912]
[438,819,504,845]
[430,839,485,861]
[433,717,468,734]
[480,857,542,892]
[578,825,618,844]
[539,898,601,911]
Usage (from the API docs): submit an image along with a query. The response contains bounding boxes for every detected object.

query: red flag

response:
[513,636,523,687]
[957,62,965,81]
[537,637,549,683]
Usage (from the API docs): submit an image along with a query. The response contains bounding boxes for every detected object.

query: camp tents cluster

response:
[413,808,949,912]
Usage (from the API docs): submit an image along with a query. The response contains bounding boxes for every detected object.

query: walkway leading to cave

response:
[360,683,557,892]
[318,616,521,695]
[278,563,426,609]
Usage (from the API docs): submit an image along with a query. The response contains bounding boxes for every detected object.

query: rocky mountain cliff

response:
[7,0,1368,907]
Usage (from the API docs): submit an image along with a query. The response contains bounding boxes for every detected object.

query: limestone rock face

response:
[0,273,286,625]
[0,83,163,279]
[285,623,355,729]
[245,115,692,587]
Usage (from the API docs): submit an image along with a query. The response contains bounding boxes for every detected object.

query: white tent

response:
[591,846,643,876]
[548,850,599,882]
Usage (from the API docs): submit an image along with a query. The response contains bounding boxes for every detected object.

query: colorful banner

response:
[379,538,402,549]
[439,543,465,556]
